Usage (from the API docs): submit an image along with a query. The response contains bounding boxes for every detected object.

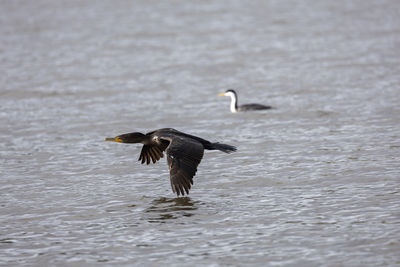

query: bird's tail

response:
[207,142,237,153]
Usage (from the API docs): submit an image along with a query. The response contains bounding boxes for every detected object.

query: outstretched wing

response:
[164,137,204,196]
[138,141,169,165]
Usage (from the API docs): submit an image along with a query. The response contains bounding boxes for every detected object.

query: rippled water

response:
[1,0,400,266]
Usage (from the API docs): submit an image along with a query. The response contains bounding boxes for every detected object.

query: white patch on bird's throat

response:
[225,91,238,113]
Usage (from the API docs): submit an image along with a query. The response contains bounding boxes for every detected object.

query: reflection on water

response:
[144,197,199,223]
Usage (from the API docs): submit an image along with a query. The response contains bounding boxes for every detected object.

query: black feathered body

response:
[238,103,272,111]
[111,128,236,196]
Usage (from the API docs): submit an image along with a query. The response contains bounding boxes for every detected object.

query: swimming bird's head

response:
[218,89,237,98]
[105,132,146,144]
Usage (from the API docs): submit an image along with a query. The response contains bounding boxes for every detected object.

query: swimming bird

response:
[218,89,272,113]
[105,128,236,196]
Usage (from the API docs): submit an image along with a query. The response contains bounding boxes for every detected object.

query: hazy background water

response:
[1,0,400,266]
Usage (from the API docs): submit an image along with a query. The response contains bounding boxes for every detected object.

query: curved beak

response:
[105,137,123,143]
[218,93,226,96]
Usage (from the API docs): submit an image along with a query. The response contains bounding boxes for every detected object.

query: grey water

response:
[1,0,400,266]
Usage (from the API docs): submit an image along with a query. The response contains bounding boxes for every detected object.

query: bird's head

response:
[105,132,145,143]
[218,89,237,97]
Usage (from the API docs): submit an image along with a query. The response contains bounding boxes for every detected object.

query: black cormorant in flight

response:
[218,89,272,113]
[105,128,236,196]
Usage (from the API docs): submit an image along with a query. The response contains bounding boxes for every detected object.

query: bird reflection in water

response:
[145,197,199,223]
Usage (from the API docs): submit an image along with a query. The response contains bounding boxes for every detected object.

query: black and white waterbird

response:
[105,128,236,196]
[218,89,272,113]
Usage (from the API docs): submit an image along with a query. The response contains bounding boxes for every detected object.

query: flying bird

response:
[105,128,236,196]
[218,89,272,113]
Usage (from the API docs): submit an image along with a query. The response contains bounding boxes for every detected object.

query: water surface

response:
[1,0,400,266]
